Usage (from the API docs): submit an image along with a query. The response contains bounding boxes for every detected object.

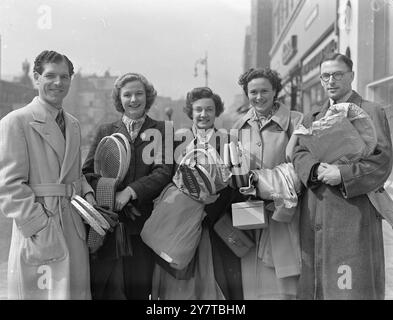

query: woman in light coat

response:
[233,68,303,299]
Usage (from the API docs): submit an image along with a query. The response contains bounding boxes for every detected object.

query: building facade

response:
[250,0,274,69]
[269,0,338,115]
[0,80,37,119]
[267,0,393,116]
[0,60,37,120]
[337,0,393,110]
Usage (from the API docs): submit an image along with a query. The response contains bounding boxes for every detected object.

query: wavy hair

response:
[33,50,74,76]
[112,73,157,113]
[183,87,224,120]
[238,68,282,100]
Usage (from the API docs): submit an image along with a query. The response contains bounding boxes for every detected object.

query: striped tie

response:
[56,109,66,139]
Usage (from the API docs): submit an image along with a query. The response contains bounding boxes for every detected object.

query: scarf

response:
[122,114,146,142]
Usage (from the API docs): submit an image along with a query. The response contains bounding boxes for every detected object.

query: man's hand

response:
[115,188,133,212]
[84,192,97,206]
[317,163,342,186]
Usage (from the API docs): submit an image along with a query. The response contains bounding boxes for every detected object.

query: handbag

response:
[231,200,267,230]
[213,213,255,258]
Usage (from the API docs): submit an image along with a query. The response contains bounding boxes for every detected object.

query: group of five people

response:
[0,50,391,300]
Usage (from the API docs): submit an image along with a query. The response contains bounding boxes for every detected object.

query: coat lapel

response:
[134,116,157,147]
[114,120,132,143]
[241,108,260,135]
[346,91,363,107]
[29,99,66,164]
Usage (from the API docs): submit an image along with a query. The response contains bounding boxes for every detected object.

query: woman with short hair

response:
[82,72,173,299]
[152,87,243,300]
[234,68,303,299]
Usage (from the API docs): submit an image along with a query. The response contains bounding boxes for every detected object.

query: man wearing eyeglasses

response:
[292,53,392,299]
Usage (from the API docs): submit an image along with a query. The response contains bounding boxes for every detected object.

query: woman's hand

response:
[84,192,97,206]
[115,188,133,212]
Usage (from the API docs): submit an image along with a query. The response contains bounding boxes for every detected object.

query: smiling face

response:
[34,61,71,109]
[192,98,216,129]
[247,77,276,115]
[120,80,147,120]
[320,59,354,101]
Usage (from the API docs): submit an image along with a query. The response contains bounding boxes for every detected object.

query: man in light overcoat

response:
[0,50,95,299]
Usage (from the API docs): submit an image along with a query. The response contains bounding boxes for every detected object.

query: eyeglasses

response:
[320,71,351,82]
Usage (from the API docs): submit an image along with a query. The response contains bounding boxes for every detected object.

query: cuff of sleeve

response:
[272,207,296,223]
[307,163,321,187]
[338,165,350,198]
[126,186,137,201]
[18,210,49,238]
[82,177,95,197]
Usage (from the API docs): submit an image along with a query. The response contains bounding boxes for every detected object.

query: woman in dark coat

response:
[82,73,172,299]
[152,87,243,299]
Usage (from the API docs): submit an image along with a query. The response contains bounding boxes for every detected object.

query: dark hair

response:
[319,53,353,71]
[33,50,74,76]
[112,73,157,113]
[238,68,282,100]
[183,87,224,120]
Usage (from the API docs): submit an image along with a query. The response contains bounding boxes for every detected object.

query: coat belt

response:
[30,179,82,199]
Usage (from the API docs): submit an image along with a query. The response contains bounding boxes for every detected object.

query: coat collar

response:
[269,102,291,132]
[346,90,363,107]
[28,97,80,181]
[29,97,66,163]
[311,90,363,120]
[238,102,291,132]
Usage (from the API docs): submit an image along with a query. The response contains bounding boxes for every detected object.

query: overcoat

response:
[0,97,93,299]
[82,116,172,299]
[292,91,393,299]
[234,102,303,299]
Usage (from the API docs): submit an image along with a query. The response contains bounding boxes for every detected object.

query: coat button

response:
[256,141,262,147]
[315,225,322,231]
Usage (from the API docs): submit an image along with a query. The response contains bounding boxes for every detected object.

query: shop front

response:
[301,33,338,114]
[269,0,337,114]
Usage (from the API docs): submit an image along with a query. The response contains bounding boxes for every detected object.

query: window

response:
[374,2,393,79]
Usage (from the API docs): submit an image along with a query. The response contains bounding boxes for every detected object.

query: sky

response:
[0,0,251,107]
